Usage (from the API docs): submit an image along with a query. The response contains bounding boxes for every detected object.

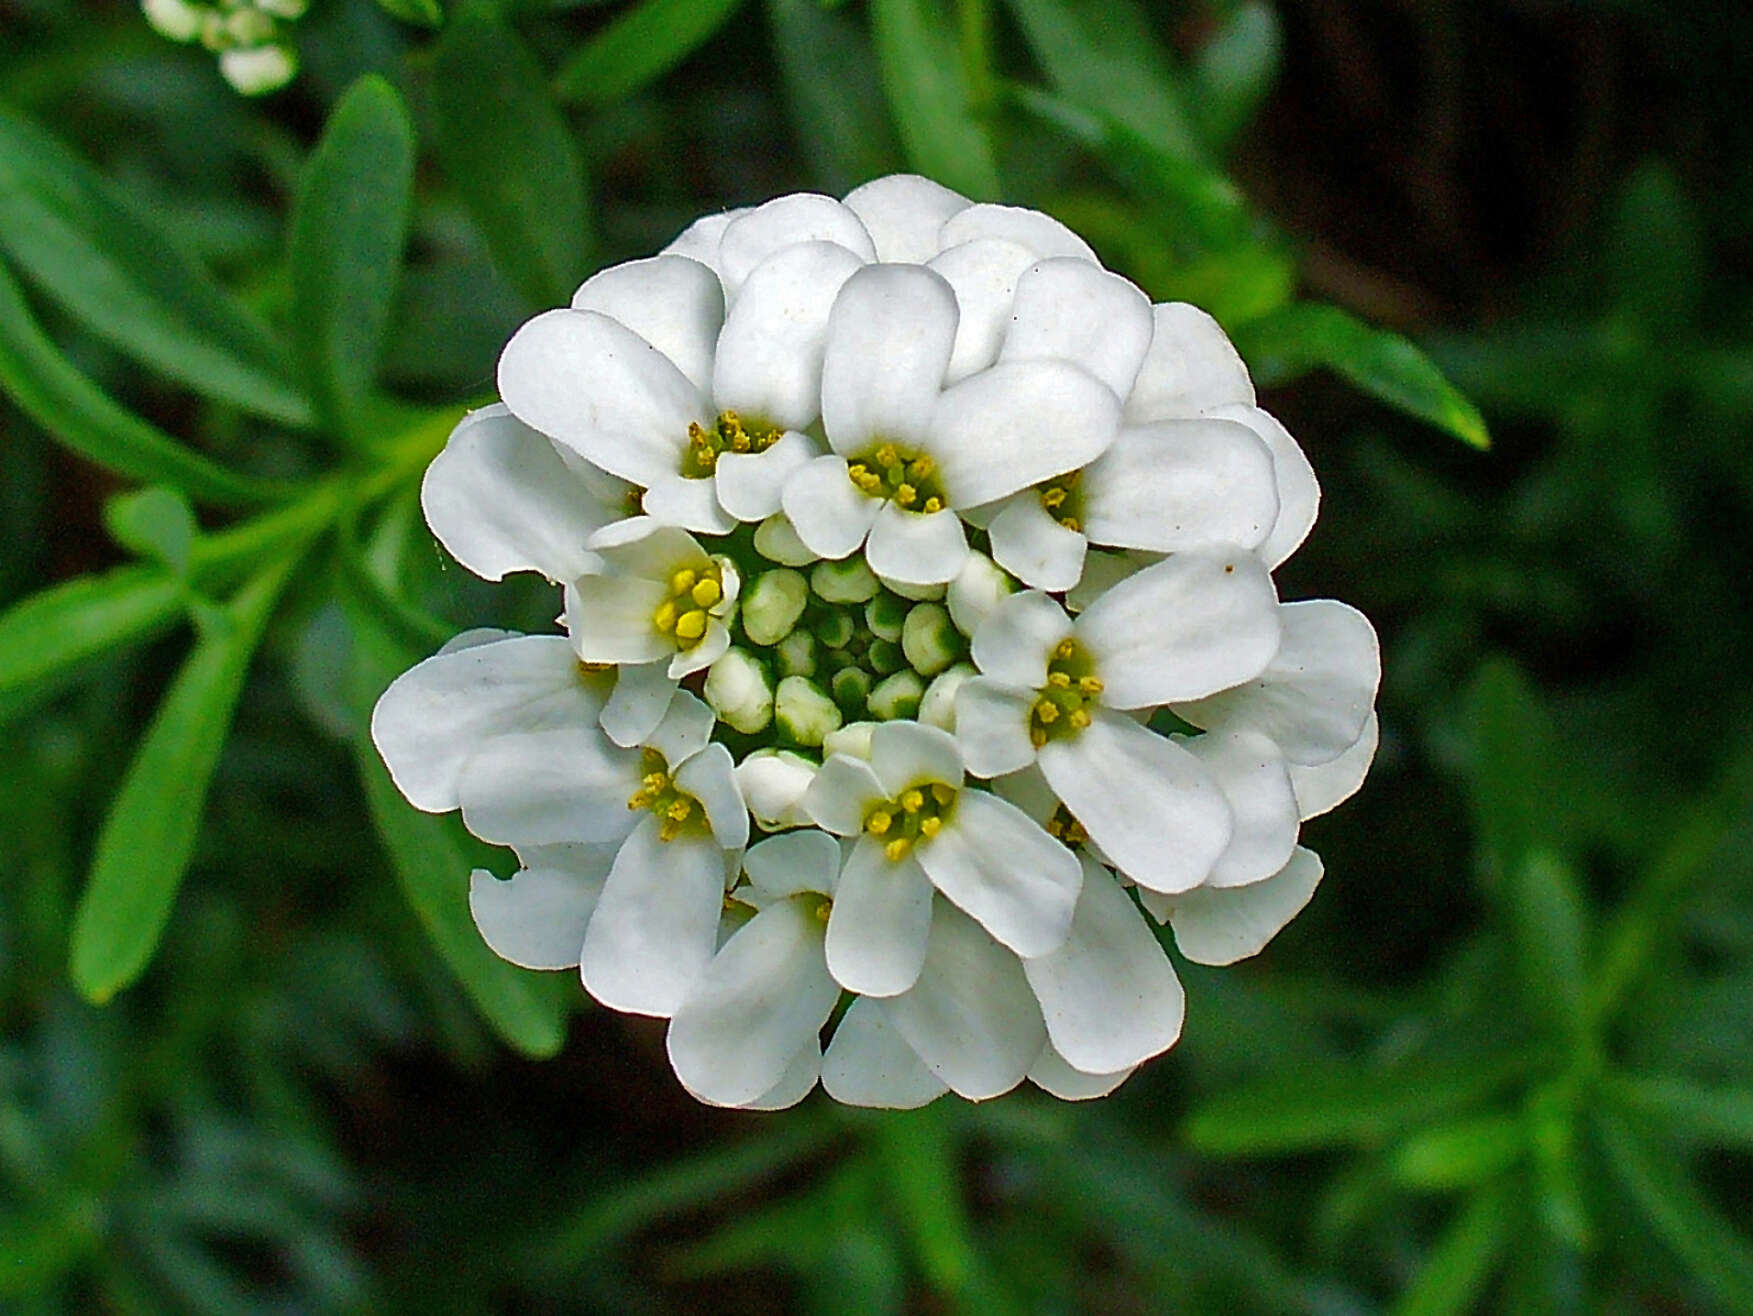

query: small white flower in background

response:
[371,175,1382,1109]
[141,0,303,95]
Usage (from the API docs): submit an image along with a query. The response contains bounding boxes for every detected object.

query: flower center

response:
[1036,470,1084,532]
[627,749,706,841]
[681,411,782,479]
[847,443,948,513]
[1029,637,1103,747]
[862,781,957,861]
[1043,804,1089,848]
[653,563,725,649]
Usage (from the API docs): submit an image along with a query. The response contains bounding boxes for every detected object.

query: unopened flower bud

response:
[811,557,880,603]
[864,593,907,642]
[867,669,925,721]
[735,749,817,829]
[946,550,1013,636]
[219,43,296,95]
[741,568,808,646]
[753,513,818,566]
[775,675,841,747]
[142,0,202,42]
[821,720,878,761]
[918,662,975,732]
[901,602,959,676]
[704,647,773,734]
[775,629,816,678]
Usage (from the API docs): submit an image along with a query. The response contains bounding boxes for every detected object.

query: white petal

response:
[1080,419,1279,554]
[598,660,677,748]
[421,404,616,583]
[736,1041,822,1111]
[666,897,839,1106]
[674,742,749,851]
[869,721,965,797]
[744,828,842,900]
[646,688,715,764]
[468,856,610,971]
[864,502,968,587]
[587,515,704,568]
[916,789,1080,957]
[1174,600,1380,765]
[945,549,1014,637]
[1290,711,1379,820]
[952,677,1037,778]
[930,361,1121,508]
[712,241,866,431]
[1064,547,1152,614]
[660,207,743,273]
[571,254,725,394]
[1028,1042,1135,1100]
[1076,550,1281,707]
[566,574,672,665]
[718,193,876,290]
[667,618,731,680]
[821,998,948,1109]
[1168,846,1324,966]
[969,589,1071,689]
[1023,858,1184,1073]
[1124,302,1255,422]
[580,818,727,1015]
[927,238,1038,383]
[805,753,887,835]
[781,454,881,560]
[1210,404,1320,570]
[715,431,819,522]
[886,902,1046,1100]
[497,309,707,487]
[842,174,970,263]
[456,726,640,846]
[1001,258,1153,398]
[987,495,1088,591]
[1182,728,1299,888]
[639,472,734,535]
[370,635,606,813]
[819,264,959,455]
[989,762,1058,824]
[938,202,1099,262]
[1038,710,1232,895]
[825,836,934,997]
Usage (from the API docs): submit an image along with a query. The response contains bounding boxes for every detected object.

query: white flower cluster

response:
[142,0,302,95]
[373,176,1381,1109]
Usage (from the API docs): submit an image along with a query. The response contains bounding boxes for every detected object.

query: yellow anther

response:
[901,789,925,813]
[653,599,678,632]
[1078,676,1104,695]
[687,421,710,446]
[884,836,913,862]
[674,609,708,642]
[642,772,668,791]
[930,783,956,807]
[667,798,693,822]
[1035,700,1059,724]
[690,577,722,607]
[1041,487,1067,509]
[815,899,833,923]
[1030,725,1048,748]
[659,817,684,842]
[865,809,892,835]
[670,568,698,596]
[1068,707,1092,729]
[922,497,943,514]
[848,462,868,480]
[908,456,934,479]
[1054,638,1077,660]
[1047,671,1071,688]
[1062,517,1081,533]
[874,443,898,468]
[919,815,942,838]
[895,484,918,508]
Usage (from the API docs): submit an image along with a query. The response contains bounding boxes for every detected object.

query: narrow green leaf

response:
[767,0,904,191]
[1525,1081,1591,1250]
[68,555,297,1002]
[1005,0,1202,163]
[0,564,182,704]
[375,0,442,27]
[288,76,416,443]
[872,1107,975,1296]
[555,0,747,105]
[433,9,591,309]
[1391,1115,1523,1191]
[1189,2,1282,152]
[1596,1111,1753,1314]
[1392,1184,1513,1316]
[1509,850,1590,1040]
[1605,1072,1753,1149]
[1184,1052,1535,1156]
[0,108,311,426]
[870,0,1000,200]
[1232,302,1491,449]
[1463,659,1560,887]
[104,486,197,575]
[0,260,293,505]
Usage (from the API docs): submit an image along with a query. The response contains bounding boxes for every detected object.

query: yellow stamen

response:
[1041,487,1067,509]
[659,817,684,841]
[901,789,924,813]
[921,497,943,514]
[1030,725,1048,748]
[815,900,833,923]
[884,836,912,862]
[670,568,698,596]
[908,456,934,479]
[1054,638,1077,660]
[1047,671,1071,688]
[690,577,722,607]
[667,798,693,821]
[930,783,956,808]
[674,609,708,642]
[1068,707,1092,729]
[895,483,917,508]
[1035,700,1059,724]
[865,809,892,835]
[874,443,898,468]
[1078,676,1104,695]
[1061,516,1080,533]
[919,816,942,838]
[653,600,678,632]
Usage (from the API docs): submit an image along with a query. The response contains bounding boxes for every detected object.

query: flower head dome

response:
[372,175,1380,1109]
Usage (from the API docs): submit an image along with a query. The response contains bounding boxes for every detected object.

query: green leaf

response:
[104,486,197,575]
[433,9,592,309]
[288,76,416,444]
[767,0,904,192]
[1189,2,1281,152]
[0,108,311,426]
[1232,302,1491,449]
[555,0,747,105]
[1605,1072,1753,1149]
[1391,1115,1523,1191]
[870,0,1000,200]
[68,555,298,1003]
[0,259,293,505]
[1508,850,1590,1040]
[0,563,182,708]
[1462,659,1560,887]
[375,0,442,27]
[1392,1184,1513,1316]
[1005,0,1202,164]
[1183,1051,1535,1156]
[1606,160,1703,332]
[872,1107,975,1296]
[1596,1111,1753,1314]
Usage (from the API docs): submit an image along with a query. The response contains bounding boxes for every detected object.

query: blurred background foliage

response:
[1,0,1751,1311]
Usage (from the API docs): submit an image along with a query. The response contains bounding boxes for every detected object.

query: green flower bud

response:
[704,647,773,734]
[867,669,925,721]
[753,513,819,566]
[219,42,296,93]
[918,662,975,732]
[814,609,855,650]
[946,550,1013,637]
[901,602,960,677]
[829,665,873,715]
[810,557,880,604]
[775,629,817,679]
[741,568,809,646]
[775,675,842,747]
[865,592,908,642]
[867,638,904,676]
